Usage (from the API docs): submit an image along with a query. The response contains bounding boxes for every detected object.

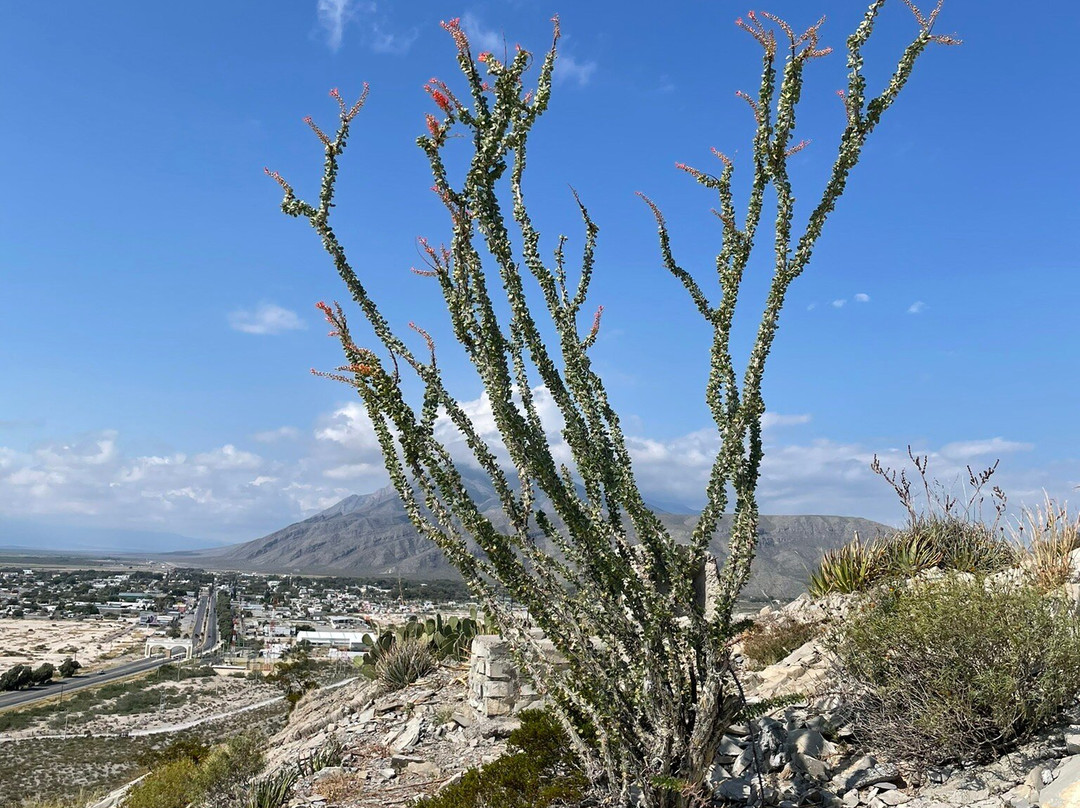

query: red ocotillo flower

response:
[440,17,469,52]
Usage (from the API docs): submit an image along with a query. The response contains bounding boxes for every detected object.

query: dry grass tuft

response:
[1015,496,1080,591]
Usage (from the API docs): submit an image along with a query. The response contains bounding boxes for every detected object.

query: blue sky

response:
[1,1,1077,548]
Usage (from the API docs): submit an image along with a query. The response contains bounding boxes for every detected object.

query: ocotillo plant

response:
[267,3,955,805]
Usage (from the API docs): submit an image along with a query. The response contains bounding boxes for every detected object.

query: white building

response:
[295,630,371,651]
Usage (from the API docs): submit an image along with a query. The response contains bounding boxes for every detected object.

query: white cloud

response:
[461,13,504,55]
[324,463,383,480]
[192,445,262,471]
[228,303,306,335]
[315,402,383,453]
[854,293,870,303]
[761,412,812,429]
[317,1,412,55]
[317,0,363,51]
[0,396,1066,547]
[555,54,597,87]
[939,438,1034,461]
[0,433,305,541]
[253,426,300,443]
[831,299,846,308]
[908,301,926,314]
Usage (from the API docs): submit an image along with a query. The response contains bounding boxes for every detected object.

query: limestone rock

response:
[1041,755,1080,807]
[834,756,902,791]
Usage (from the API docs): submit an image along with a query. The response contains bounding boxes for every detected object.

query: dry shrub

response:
[314,770,365,803]
[832,575,1080,768]
[741,617,820,669]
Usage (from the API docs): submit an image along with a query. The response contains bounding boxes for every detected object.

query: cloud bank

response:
[0,390,1067,548]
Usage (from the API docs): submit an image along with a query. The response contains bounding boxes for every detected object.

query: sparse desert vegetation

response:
[0,703,286,807]
[0,619,157,670]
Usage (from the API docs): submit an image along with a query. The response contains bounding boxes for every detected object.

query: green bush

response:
[831,575,1080,766]
[741,617,820,668]
[136,737,211,769]
[124,733,265,808]
[415,709,587,808]
[124,758,201,808]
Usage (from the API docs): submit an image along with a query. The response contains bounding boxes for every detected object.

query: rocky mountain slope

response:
[197,474,891,600]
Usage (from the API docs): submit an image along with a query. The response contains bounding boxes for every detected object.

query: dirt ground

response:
[0,617,157,669]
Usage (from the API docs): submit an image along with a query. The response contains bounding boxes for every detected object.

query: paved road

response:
[0,656,171,712]
[0,589,219,714]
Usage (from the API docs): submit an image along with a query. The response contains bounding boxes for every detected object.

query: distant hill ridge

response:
[199,472,891,599]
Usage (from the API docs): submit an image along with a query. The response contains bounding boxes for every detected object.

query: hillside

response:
[195,474,891,599]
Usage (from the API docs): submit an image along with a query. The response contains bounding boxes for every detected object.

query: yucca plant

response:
[296,738,344,777]
[375,638,436,692]
[269,5,954,804]
[244,770,298,808]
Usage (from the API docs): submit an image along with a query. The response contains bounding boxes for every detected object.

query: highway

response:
[0,656,171,711]
[0,588,217,713]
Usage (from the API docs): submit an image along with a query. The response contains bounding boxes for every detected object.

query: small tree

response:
[58,657,81,678]
[30,662,55,685]
[269,4,955,804]
[0,664,33,691]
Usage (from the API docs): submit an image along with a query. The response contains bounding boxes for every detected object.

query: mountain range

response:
[190,473,892,600]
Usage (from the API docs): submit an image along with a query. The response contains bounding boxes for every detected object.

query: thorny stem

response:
[268,5,954,806]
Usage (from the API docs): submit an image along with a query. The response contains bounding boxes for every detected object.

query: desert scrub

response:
[811,451,1015,596]
[740,617,820,668]
[123,733,265,808]
[831,575,1080,767]
[415,709,588,808]
[16,790,103,808]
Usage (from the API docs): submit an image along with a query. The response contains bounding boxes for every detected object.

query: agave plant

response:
[879,529,944,576]
[809,538,883,596]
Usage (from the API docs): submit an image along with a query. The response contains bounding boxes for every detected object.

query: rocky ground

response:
[243,588,1080,807]
[263,664,519,808]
